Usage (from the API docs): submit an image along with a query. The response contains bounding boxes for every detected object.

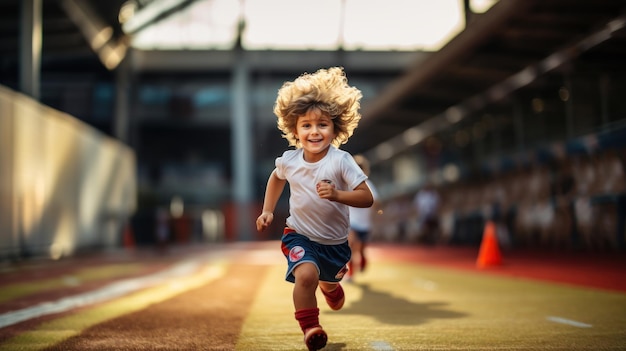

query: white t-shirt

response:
[349,179,378,232]
[275,146,367,244]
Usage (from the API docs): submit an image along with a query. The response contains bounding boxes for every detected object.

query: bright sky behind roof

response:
[130,0,498,51]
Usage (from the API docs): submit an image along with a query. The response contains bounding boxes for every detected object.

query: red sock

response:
[295,308,320,333]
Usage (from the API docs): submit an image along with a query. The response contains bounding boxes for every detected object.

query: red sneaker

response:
[322,283,345,311]
[304,326,327,351]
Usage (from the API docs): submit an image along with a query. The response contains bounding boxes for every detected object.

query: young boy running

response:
[256,67,373,350]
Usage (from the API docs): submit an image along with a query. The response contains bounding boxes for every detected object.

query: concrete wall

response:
[0,85,136,260]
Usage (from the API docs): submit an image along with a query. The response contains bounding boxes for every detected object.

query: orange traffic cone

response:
[476,220,502,268]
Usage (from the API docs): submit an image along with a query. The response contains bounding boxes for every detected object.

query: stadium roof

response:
[1,0,625,161]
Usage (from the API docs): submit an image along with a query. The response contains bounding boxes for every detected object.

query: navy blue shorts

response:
[281,228,351,283]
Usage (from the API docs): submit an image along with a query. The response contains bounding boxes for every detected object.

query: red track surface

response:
[368,243,626,293]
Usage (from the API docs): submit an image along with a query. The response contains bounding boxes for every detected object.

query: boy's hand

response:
[256,212,274,232]
[316,179,336,201]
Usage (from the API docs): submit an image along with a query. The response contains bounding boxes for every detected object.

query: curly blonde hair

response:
[274,67,363,148]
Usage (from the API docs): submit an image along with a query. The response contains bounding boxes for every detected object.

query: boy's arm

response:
[317,180,373,208]
[256,170,286,232]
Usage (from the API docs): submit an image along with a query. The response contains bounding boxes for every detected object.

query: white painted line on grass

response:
[371,340,395,350]
[412,278,438,291]
[0,258,206,329]
[546,316,592,328]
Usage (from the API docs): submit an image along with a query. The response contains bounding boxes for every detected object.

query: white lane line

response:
[546,316,592,328]
[412,277,438,291]
[0,258,205,329]
[371,341,395,350]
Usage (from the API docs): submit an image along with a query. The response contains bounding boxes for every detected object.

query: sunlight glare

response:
[243,0,342,50]
[132,0,240,49]
[343,0,464,51]
[130,0,465,51]
[470,0,499,14]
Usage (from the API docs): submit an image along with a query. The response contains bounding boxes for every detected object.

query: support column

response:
[114,52,131,143]
[513,99,525,152]
[19,0,42,101]
[230,51,254,241]
[564,75,574,138]
[599,73,610,131]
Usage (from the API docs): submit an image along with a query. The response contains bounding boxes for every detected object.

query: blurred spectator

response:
[347,155,380,280]
[437,186,458,244]
[412,184,440,244]
[549,158,576,249]
[488,177,512,249]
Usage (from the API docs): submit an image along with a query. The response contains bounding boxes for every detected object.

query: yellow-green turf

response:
[237,262,626,350]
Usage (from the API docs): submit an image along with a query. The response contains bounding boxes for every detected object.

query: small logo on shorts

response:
[335,265,349,279]
[289,246,305,262]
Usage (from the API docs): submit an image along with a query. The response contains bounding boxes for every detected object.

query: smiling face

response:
[294,108,336,163]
